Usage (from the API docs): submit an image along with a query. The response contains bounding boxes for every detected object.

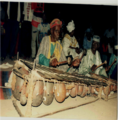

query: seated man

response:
[107,44,118,79]
[78,35,108,77]
[35,19,80,73]
[62,20,82,59]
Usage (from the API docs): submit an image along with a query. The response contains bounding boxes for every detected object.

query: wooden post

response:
[98,86,103,99]
[104,81,111,101]
[25,71,35,117]
[25,59,37,117]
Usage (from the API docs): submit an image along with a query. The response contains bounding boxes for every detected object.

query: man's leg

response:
[21,21,32,58]
[31,25,38,59]
[9,20,19,59]
[20,21,27,57]
[1,20,11,60]
[25,21,32,58]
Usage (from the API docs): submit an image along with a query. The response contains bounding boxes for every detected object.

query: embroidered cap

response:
[93,35,100,43]
[66,20,75,33]
[50,19,62,28]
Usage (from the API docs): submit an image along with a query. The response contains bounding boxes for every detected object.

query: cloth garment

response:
[20,3,32,57]
[20,21,32,57]
[23,2,33,22]
[31,3,44,13]
[108,54,118,76]
[31,25,39,58]
[0,71,12,99]
[37,22,50,47]
[1,2,23,59]
[38,40,56,66]
[0,24,5,57]
[101,54,108,64]
[104,28,115,39]
[31,3,44,28]
[1,20,19,58]
[7,2,23,22]
[31,3,44,58]
[83,36,93,49]
[110,63,117,80]
[78,49,108,77]
[100,44,109,63]
[114,45,118,50]
[66,20,75,33]
[108,43,113,54]
[62,34,82,59]
[35,36,74,73]
[1,3,7,23]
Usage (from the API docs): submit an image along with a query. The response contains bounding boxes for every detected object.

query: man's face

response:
[51,25,61,41]
[92,41,100,51]
[70,30,74,37]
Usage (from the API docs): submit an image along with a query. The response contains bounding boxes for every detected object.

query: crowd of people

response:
[1,2,117,80]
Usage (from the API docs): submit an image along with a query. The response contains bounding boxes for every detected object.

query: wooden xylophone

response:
[11,59,117,117]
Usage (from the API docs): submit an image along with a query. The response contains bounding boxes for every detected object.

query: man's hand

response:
[75,48,81,54]
[69,46,81,54]
[105,66,110,72]
[50,58,58,67]
[91,65,97,71]
[71,59,81,67]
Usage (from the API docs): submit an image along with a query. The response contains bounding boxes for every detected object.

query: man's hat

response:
[50,19,62,28]
[93,35,100,43]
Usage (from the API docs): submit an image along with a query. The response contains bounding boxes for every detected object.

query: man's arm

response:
[35,36,50,66]
[62,37,71,56]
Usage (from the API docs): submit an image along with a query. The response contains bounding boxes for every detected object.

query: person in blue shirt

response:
[83,28,93,49]
[106,44,118,79]
[37,13,50,48]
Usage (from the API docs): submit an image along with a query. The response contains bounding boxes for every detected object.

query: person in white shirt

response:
[78,35,108,77]
[62,20,82,60]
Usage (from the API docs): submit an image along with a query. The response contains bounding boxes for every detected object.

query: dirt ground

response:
[0,93,117,120]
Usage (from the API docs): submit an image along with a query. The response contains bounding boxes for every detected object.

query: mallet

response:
[109,58,117,69]
[92,60,107,72]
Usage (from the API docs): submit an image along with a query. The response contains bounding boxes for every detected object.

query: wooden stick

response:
[11,95,24,117]
[104,80,111,101]
[98,86,103,99]
[32,97,99,118]
[109,58,117,69]
[17,52,19,60]
[25,71,35,117]
[0,86,11,89]
[69,51,85,68]
[92,60,107,72]
[58,61,68,65]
